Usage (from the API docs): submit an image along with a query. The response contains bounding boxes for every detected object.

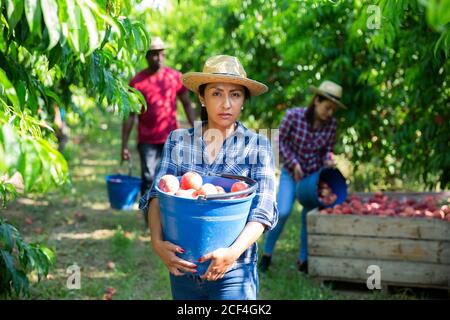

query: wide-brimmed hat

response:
[309,80,347,109]
[182,55,268,96]
[148,36,167,51]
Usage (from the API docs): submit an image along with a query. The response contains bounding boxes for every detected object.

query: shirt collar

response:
[191,121,247,140]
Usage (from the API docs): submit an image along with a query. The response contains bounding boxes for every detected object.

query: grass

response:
[1,112,434,300]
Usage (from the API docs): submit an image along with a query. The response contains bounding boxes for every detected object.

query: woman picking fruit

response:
[260,80,347,274]
[139,55,278,300]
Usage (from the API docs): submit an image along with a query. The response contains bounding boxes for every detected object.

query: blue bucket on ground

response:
[106,174,142,210]
[156,174,257,275]
[296,167,347,209]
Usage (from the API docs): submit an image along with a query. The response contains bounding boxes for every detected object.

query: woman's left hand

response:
[199,248,239,281]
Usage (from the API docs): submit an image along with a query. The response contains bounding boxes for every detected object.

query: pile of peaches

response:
[158,171,249,199]
[319,192,450,222]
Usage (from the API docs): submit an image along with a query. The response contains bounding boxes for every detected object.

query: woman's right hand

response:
[121,146,131,161]
[293,163,304,182]
[152,239,198,276]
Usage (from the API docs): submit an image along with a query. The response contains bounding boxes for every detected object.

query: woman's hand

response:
[152,239,198,276]
[198,247,240,281]
[324,159,336,168]
[293,163,304,181]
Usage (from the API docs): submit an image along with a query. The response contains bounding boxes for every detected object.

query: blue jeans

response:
[262,168,308,262]
[169,262,258,300]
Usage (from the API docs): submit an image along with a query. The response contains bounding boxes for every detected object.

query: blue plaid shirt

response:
[139,121,278,264]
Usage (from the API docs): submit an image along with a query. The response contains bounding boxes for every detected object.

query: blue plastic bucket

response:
[156,174,257,275]
[106,174,142,210]
[296,167,347,209]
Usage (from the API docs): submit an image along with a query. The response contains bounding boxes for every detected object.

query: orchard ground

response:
[3,115,430,300]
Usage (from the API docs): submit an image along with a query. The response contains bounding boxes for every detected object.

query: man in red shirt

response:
[121,37,195,206]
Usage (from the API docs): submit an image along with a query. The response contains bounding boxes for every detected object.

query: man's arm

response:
[121,112,136,160]
[178,91,195,127]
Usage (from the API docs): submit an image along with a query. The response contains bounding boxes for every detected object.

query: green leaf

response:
[11,270,29,297]
[1,250,15,275]
[83,0,122,36]
[64,0,81,52]
[1,124,21,170]
[5,0,24,30]
[43,87,62,106]
[40,0,61,50]
[0,223,14,252]
[79,3,99,55]
[15,80,26,109]
[37,138,68,186]
[425,0,450,31]
[40,246,55,266]
[128,86,146,111]
[131,26,142,52]
[103,70,115,102]
[89,52,103,87]
[0,68,20,109]
[433,29,450,58]
[24,0,42,36]
[20,139,42,192]
[118,86,131,116]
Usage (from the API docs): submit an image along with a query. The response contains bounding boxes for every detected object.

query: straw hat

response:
[148,36,167,51]
[309,80,347,109]
[182,55,268,96]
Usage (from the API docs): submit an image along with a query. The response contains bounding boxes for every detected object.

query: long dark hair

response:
[305,94,327,126]
[198,84,251,122]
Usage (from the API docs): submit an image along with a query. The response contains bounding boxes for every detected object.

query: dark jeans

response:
[138,143,164,227]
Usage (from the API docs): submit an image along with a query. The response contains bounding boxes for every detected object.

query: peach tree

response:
[156,0,449,189]
[0,0,149,297]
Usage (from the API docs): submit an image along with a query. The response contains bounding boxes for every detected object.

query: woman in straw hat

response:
[260,80,347,274]
[139,55,278,300]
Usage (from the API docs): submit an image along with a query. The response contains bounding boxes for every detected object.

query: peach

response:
[434,210,444,219]
[370,202,381,210]
[175,188,197,198]
[231,181,249,192]
[158,174,180,193]
[342,206,352,215]
[194,183,218,197]
[230,181,250,198]
[180,171,203,190]
[215,186,226,194]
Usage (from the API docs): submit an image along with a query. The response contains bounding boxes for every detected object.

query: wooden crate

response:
[307,198,450,291]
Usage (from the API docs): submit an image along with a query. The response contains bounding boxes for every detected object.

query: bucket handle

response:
[198,173,258,200]
[120,159,133,176]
